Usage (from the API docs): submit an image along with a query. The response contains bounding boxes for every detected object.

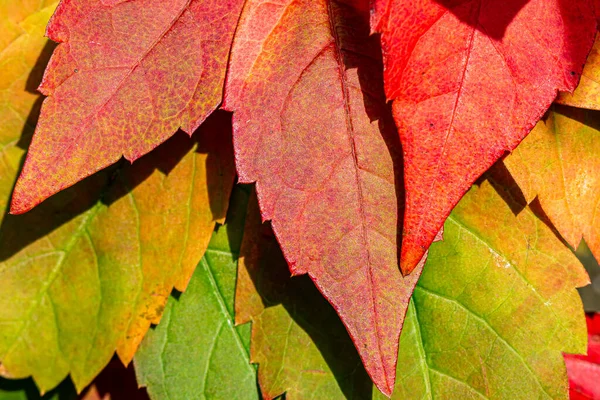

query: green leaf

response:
[379,172,588,399]
[0,122,234,392]
[134,186,258,400]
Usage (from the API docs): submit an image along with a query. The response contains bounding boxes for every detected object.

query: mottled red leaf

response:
[10,0,244,214]
[371,0,597,274]
[224,0,421,394]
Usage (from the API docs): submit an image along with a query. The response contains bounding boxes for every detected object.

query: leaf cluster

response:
[0,1,599,399]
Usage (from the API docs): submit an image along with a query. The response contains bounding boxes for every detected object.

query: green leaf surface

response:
[134,186,258,400]
[0,122,234,392]
[379,172,589,399]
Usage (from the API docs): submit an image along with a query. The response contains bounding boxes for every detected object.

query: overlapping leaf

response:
[223,0,422,394]
[10,0,244,214]
[379,171,588,399]
[0,117,234,391]
[1,2,56,218]
[371,0,597,274]
[233,172,588,399]
[557,34,600,110]
[0,12,235,390]
[235,192,373,399]
[1,0,596,396]
[134,187,258,400]
[504,106,600,263]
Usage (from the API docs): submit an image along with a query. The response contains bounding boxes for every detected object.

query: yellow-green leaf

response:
[381,173,588,399]
[0,3,235,390]
[235,192,373,399]
[0,125,234,392]
[505,105,600,262]
[134,186,258,400]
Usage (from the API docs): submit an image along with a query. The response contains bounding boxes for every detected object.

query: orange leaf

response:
[504,106,600,263]
[557,34,600,110]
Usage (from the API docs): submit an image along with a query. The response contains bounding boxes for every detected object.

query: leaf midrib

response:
[324,0,390,390]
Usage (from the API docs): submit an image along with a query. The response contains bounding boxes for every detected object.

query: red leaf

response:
[371,0,597,274]
[224,0,424,394]
[565,314,600,400]
[10,0,244,214]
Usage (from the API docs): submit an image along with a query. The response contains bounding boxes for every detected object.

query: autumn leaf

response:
[380,170,589,399]
[223,0,422,394]
[10,0,244,214]
[134,186,258,400]
[0,13,235,390]
[0,2,56,218]
[371,0,597,274]
[0,0,56,51]
[0,119,234,391]
[233,172,587,399]
[235,191,373,399]
[504,106,600,264]
[557,35,600,110]
[2,0,595,397]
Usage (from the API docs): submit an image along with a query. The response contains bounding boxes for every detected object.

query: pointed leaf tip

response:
[224,0,420,393]
[13,0,245,211]
[373,0,597,274]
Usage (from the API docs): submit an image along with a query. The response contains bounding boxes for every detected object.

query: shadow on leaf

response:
[429,0,592,85]
[0,33,235,262]
[0,376,75,400]
[432,0,530,40]
[236,191,373,399]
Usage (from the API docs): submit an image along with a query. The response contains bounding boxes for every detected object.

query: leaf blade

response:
[381,173,588,399]
[235,191,374,399]
[224,0,422,393]
[371,0,597,274]
[504,106,600,263]
[10,0,244,214]
[134,187,258,400]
